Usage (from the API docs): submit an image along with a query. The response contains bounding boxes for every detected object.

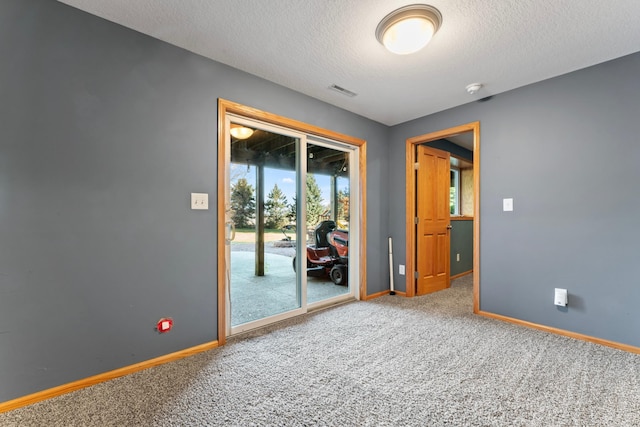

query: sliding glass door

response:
[306,141,354,304]
[225,116,358,335]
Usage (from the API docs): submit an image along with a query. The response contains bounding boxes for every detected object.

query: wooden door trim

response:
[217,99,368,344]
[405,122,480,313]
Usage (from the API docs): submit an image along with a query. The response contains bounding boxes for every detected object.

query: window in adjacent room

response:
[450,168,460,215]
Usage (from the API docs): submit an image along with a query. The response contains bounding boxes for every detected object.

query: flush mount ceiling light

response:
[230,124,254,140]
[376,4,442,55]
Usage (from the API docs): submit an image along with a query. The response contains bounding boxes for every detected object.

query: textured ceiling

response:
[58,0,640,126]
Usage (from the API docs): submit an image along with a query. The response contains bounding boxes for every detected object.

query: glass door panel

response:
[306,142,351,304]
[225,115,359,337]
[228,123,302,329]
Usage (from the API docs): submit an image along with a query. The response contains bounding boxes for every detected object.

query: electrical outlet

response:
[554,288,568,306]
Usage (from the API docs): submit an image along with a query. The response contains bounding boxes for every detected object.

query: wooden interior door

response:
[416,145,450,295]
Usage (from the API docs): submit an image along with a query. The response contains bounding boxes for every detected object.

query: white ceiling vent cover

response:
[329,84,358,97]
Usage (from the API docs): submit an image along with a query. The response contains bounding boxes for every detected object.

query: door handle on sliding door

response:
[225,221,236,244]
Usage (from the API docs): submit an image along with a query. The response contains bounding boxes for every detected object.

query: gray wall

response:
[0,0,389,401]
[389,51,640,347]
[450,220,473,277]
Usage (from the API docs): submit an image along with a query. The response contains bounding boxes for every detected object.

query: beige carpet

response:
[2,275,640,426]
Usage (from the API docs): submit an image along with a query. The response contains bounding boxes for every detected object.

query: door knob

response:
[446,225,452,229]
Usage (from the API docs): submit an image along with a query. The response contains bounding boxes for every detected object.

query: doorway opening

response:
[405,122,480,312]
[217,99,367,343]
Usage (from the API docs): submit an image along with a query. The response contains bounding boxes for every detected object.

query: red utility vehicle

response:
[292,220,348,285]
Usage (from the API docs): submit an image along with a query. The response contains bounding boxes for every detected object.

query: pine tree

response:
[265,184,288,229]
[337,188,350,224]
[230,178,255,228]
[305,174,324,228]
[286,174,325,228]
[287,200,297,224]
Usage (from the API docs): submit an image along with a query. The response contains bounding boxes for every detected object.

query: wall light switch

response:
[191,193,209,210]
[399,265,405,275]
[503,198,513,212]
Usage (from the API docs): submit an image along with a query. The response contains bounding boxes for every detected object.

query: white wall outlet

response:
[399,264,405,275]
[456,253,460,262]
[503,198,514,212]
[554,288,568,306]
[191,193,209,210]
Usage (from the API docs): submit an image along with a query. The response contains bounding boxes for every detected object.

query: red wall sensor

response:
[156,318,173,333]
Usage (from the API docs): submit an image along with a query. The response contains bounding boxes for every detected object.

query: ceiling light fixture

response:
[230,124,254,140]
[376,4,442,55]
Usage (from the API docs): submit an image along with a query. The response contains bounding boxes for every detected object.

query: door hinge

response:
[414,271,419,279]
[414,162,419,170]
[414,217,419,224]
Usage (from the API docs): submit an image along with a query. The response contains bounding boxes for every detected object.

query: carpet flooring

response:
[2,275,640,426]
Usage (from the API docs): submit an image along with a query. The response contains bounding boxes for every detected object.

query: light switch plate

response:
[503,198,513,212]
[399,265,405,275]
[191,193,209,210]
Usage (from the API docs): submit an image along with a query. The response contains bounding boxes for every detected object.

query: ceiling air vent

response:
[329,84,357,97]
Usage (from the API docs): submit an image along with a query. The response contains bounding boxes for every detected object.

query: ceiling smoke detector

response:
[466,83,483,95]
